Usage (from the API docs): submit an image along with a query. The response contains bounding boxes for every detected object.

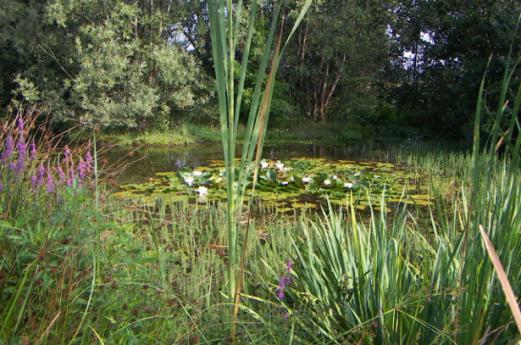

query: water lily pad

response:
[114,158,432,211]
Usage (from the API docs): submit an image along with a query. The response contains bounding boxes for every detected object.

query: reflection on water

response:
[102,140,464,185]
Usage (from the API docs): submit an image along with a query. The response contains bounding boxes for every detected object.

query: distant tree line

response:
[1,0,520,137]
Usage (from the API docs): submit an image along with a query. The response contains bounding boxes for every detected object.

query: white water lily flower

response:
[184,176,194,186]
[275,161,284,171]
[302,176,311,184]
[323,179,331,186]
[192,170,203,177]
[260,160,269,169]
[344,182,354,189]
[196,186,208,195]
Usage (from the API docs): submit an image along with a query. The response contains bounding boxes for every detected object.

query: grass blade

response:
[479,225,521,333]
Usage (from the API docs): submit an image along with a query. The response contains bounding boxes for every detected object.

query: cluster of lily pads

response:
[115,158,431,211]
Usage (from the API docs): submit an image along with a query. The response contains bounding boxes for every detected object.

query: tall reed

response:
[264,39,521,345]
[206,0,311,337]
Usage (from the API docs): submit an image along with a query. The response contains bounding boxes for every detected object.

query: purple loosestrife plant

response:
[46,167,55,193]
[13,137,27,175]
[85,151,93,169]
[78,158,87,180]
[17,116,24,133]
[36,164,45,187]
[1,135,14,163]
[31,174,38,190]
[57,166,66,182]
[29,141,37,160]
[276,260,293,300]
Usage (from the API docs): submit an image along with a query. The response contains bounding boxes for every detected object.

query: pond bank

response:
[100,122,458,147]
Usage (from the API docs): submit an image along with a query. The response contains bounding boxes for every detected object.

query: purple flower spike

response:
[67,167,75,187]
[78,158,87,180]
[1,135,14,162]
[36,164,45,186]
[17,117,24,133]
[85,151,93,173]
[64,146,72,162]
[0,181,3,192]
[276,261,294,300]
[13,159,25,175]
[29,141,37,160]
[46,168,55,193]
[276,276,291,300]
[31,174,38,190]
[286,261,293,272]
[16,138,27,157]
[57,166,66,182]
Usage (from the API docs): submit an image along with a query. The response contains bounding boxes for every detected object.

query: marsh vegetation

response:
[1,1,521,344]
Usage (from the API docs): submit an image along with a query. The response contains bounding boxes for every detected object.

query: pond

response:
[103,140,450,212]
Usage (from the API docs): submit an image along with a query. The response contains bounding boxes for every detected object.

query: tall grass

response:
[260,51,521,344]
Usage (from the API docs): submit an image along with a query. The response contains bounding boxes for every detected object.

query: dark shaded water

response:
[102,139,465,185]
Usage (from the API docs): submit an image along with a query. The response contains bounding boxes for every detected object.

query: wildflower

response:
[31,174,37,190]
[46,168,55,193]
[36,164,45,186]
[1,135,14,162]
[12,159,25,175]
[0,181,3,192]
[17,116,24,133]
[18,138,28,156]
[286,260,293,272]
[302,176,311,184]
[192,170,203,177]
[276,261,293,300]
[275,161,284,171]
[344,182,353,189]
[332,175,338,180]
[280,181,289,186]
[57,166,66,182]
[64,145,71,160]
[260,160,269,169]
[77,158,88,180]
[323,179,331,186]
[184,176,195,186]
[85,151,93,171]
[29,141,37,160]
[67,169,75,187]
[276,276,291,300]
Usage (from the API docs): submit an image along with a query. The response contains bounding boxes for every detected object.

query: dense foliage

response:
[1,1,520,136]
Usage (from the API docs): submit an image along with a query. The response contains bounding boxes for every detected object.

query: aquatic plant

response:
[206,0,311,337]
[261,50,521,344]
[117,158,431,211]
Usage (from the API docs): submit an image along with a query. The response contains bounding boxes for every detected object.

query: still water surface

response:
[103,140,463,185]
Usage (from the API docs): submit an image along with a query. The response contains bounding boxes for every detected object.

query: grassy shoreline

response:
[101,122,445,147]
[3,146,520,343]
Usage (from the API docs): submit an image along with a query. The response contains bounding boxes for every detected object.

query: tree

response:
[386,0,521,135]
[282,0,390,122]
[1,0,210,129]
